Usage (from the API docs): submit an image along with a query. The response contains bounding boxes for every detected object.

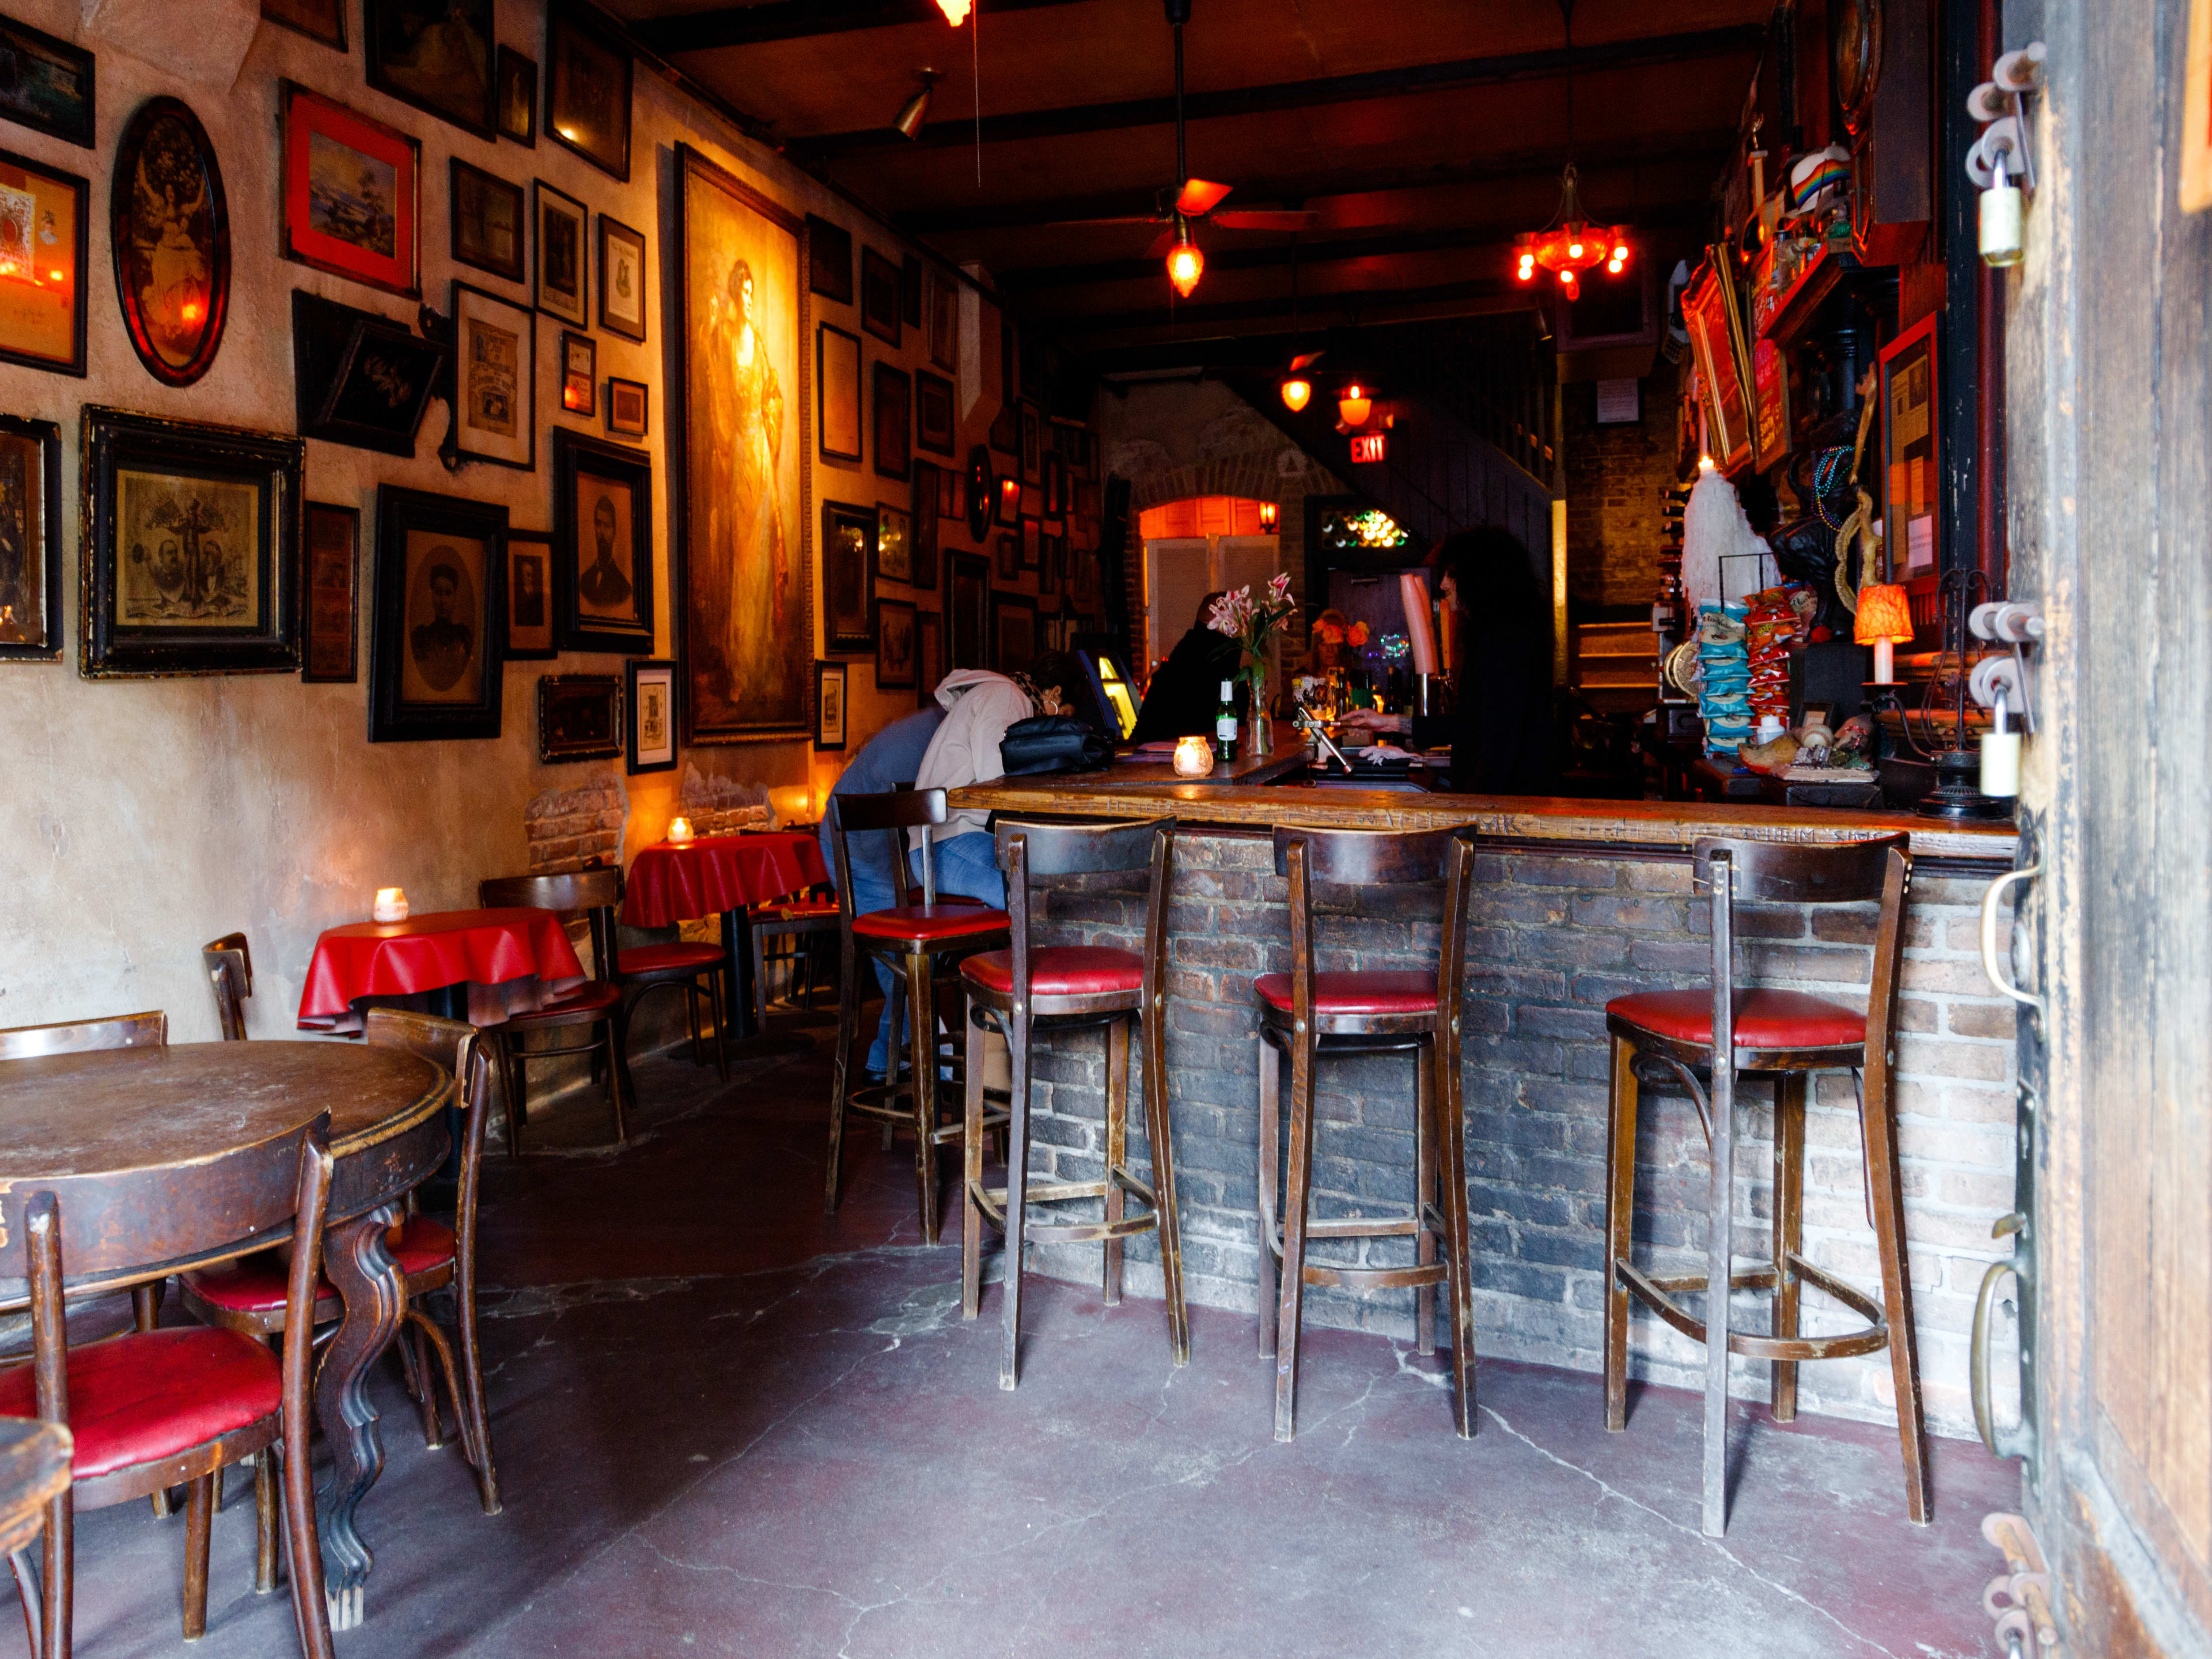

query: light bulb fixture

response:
[1280,376,1312,413]
[893,71,938,139]
[1166,218,1204,297]
[1337,384,1372,427]
[935,0,971,22]
[1259,501,1279,532]
[1512,163,1633,296]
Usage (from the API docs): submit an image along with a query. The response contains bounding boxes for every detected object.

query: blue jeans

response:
[844,857,902,1074]
[911,830,1007,909]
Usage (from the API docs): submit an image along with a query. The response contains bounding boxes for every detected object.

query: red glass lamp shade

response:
[1337,385,1372,427]
[1280,376,1311,413]
[1853,584,1915,644]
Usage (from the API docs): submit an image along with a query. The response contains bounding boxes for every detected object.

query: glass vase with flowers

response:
[1206,572,1298,738]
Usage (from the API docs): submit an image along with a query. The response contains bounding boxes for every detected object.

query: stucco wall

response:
[0,1,996,1040]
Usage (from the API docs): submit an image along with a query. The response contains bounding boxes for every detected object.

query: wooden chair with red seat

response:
[957,816,1188,1389]
[0,1014,338,1658]
[178,1010,502,1517]
[751,891,839,1027]
[1601,833,1922,1539]
[476,872,630,1153]
[607,872,729,1083]
[1256,825,1479,1444]
[824,787,1011,1242]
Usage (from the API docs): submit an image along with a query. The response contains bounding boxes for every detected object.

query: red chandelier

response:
[1514,164,1629,299]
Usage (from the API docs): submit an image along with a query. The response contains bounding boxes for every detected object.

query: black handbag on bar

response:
[998,714,1113,775]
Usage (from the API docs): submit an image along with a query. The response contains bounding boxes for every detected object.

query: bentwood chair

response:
[608,873,730,1083]
[203,934,252,1041]
[825,789,1010,1242]
[1256,825,1478,1442]
[0,1093,338,1658]
[751,892,839,1027]
[957,817,1188,1389]
[1602,833,1922,1537]
[478,873,630,1153]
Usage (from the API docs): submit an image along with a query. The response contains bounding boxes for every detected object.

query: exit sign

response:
[1349,432,1387,464]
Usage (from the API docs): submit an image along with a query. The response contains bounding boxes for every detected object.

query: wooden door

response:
[1143,537,1211,671]
[2006,1,2212,1649]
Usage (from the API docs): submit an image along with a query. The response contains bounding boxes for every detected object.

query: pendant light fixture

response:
[935,0,971,22]
[1338,384,1372,427]
[1279,244,1318,411]
[1162,2,1203,297]
[893,71,938,139]
[1513,2,1631,298]
[1281,375,1312,413]
[1166,219,1205,296]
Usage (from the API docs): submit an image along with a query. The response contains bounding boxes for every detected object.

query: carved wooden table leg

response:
[316,1205,406,1631]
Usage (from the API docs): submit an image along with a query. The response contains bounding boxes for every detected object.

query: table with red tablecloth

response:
[623,831,829,1037]
[297,907,588,1033]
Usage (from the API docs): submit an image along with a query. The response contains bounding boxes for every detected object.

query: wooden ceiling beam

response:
[634,0,1092,55]
[1048,275,1528,339]
[790,25,1763,158]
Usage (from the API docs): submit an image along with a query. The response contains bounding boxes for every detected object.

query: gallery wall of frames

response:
[0,0,1101,1039]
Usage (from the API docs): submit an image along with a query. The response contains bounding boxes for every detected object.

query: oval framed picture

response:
[112,97,229,387]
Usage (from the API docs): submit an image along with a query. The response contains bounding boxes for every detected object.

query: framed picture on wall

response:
[948,552,988,671]
[915,370,955,457]
[546,0,632,181]
[368,0,494,137]
[807,214,853,304]
[1681,251,1752,474]
[1020,403,1042,486]
[875,504,913,587]
[0,14,93,146]
[280,85,419,300]
[598,214,647,342]
[860,247,900,344]
[1880,314,1941,580]
[873,362,911,481]
[533,180,586,324]
[265,0,347,50]
[81,408,304,679]
[451,282,535,469]
[301,500,359,683]
[605,376,649,438]
[554,429,653,654]
[817,324,861,463]
[537,673,622,762]
[911,461,940,590]
[996,532,1019,582]
[496,47,536,145]
[627,658,677,773]
[368,484,508,740]
[876,597,918,691]
[822,499,875,654]
[991,592,1038,673]
[0,415,60,662]
[915,609,941,706]
[1021,518,1040,571]
[451,159,524,284]
[503,528,556,658]
[559,330,596,415]
[814,660,847,751]
[0,147,85,377]
[291,293,444,457]
[113,99,229,389]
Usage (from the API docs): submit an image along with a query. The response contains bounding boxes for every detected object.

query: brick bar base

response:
[1007,828,2020,1441]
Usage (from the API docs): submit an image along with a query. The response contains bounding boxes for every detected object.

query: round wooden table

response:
[0,1041,454,1630]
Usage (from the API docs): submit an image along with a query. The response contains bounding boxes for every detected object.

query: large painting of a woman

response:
[677,147,807,743]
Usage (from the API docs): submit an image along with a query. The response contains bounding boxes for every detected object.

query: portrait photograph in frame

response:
[948,551,988,671]
[817,323,861,463]
[81,407,302,679]
[991,591,1037,675]
[503,527,555,659]
[676,145,806,744]
[821,500,874,656]
[599,214,647,343]
[554,429,653,655]
[291,293,445,459]
[914,608,941,706]
[113,98,229,388]
[873,362,911,482]
[280,85,419,300]
[0,147,88,377]
[450,281,535,469]
[814,660,846,751]
[860,247,899,344]
[876,597,916,691]
[627,658,677,774]
[559,329,596,416]
[915,370,955,457]
[806,214,852,304]
[368,0,495,138]
[369,483,508,741]
[605,376,649,438]
[300,499,359,683]
[537,672,621,763]
[497,47,536,145]
[874,503,912,586]
[0,15,93,148]
[546,0,632,181]
[0,415,60,661]
[451,158,524,285]
[533,179,586,324]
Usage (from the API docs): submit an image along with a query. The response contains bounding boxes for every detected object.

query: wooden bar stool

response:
[957,816,1187,1389]
[478,873,630,1153]
[1256,825,1478,1442]
[824,789,1010,1243]
[1603,833,1922,1537]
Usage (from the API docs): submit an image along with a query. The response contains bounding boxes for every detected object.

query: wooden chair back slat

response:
[831,788,948,911]
[1271,825,1456,886]
[479,869,622,913]
[203,933,253,1041]
[994,816,1173,879]
[1690,834,1906,905]
[0,1012,168,1062]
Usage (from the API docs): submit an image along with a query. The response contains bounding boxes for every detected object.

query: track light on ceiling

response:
[893,71,938,139]
[936,0,971,23]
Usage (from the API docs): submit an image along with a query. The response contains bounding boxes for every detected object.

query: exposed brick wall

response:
[524,775,627,872]
[1564,378,1677,611]
[676,764,771,837]
[1009,828,2019,1442]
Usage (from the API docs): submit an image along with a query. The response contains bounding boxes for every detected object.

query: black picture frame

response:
[448,280,536,470]
[990,591,1038,673]
[1021,518,1040,571]
[874,503,912,586]
[300,500,359,683]
[605,376,649,438]
[291,291,444,459]
[996,531,1019,582]
[112,97,229,389]
[0,14,93,148]
[821,499,875,656]
[901,253,923,327]
[369,484,507,740]
[860,247,900,345]
[545,0,632,182]
[814,660,847,751]
[554,429,653,655]
[497,47,537,145]
[264,0,348,51]
[948,551,989,671]
[873,362,911,482]
[367,0,495,139]
[911,461,940,591]
[915,370,956,457]
[1020,402,1042,486]
[537,672,622,762]
[0,146,86,377]
[817,323,862,464]
[807,214,853,304]
[533,179,586,325]
[503,528,556,659]
[451,158,525,285]
[559,328,596,416]
[597,214,647,343]
[81,407,302,679]
[1037,527,1059,599]
[0,416,61,661]
[876,597,917,690]
[627,658,678,773]
[914,609,942,707]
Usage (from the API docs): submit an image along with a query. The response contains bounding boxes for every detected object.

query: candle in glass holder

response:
[666,816,695,845]
[372,887,410,923]
[1172,736,1214,778]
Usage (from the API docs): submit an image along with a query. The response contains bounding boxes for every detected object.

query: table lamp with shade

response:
[1854,584,1915,684]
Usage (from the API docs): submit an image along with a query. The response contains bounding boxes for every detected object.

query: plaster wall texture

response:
[0,1,994,1041]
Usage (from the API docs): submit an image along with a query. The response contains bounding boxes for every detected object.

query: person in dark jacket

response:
[1433,528,1555,794]
[1128,591,1234,746]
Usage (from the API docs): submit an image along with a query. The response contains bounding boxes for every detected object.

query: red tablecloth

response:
[297,907,588,1028]
[623,832,828,927]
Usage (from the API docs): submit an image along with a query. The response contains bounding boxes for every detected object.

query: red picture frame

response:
[281,82,421,300]
[1683,252,1752,475]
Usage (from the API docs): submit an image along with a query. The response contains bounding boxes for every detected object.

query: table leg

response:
[316,1205,405,1632]
[721,907,756,1041]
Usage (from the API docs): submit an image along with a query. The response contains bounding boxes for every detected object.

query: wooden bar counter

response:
[949,729,2023,1440]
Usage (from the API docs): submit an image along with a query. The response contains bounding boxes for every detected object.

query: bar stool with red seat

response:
[957,816,1188,1389]
[1602,833,1922,1539]
[477,872,630,1153]
[1255,824,1479,1443]
[824,788,1010,1242]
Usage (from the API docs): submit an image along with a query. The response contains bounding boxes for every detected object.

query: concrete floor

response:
[21,1024,2020,1658]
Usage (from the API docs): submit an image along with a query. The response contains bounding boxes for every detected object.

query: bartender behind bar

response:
[1433,528,1555,794]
